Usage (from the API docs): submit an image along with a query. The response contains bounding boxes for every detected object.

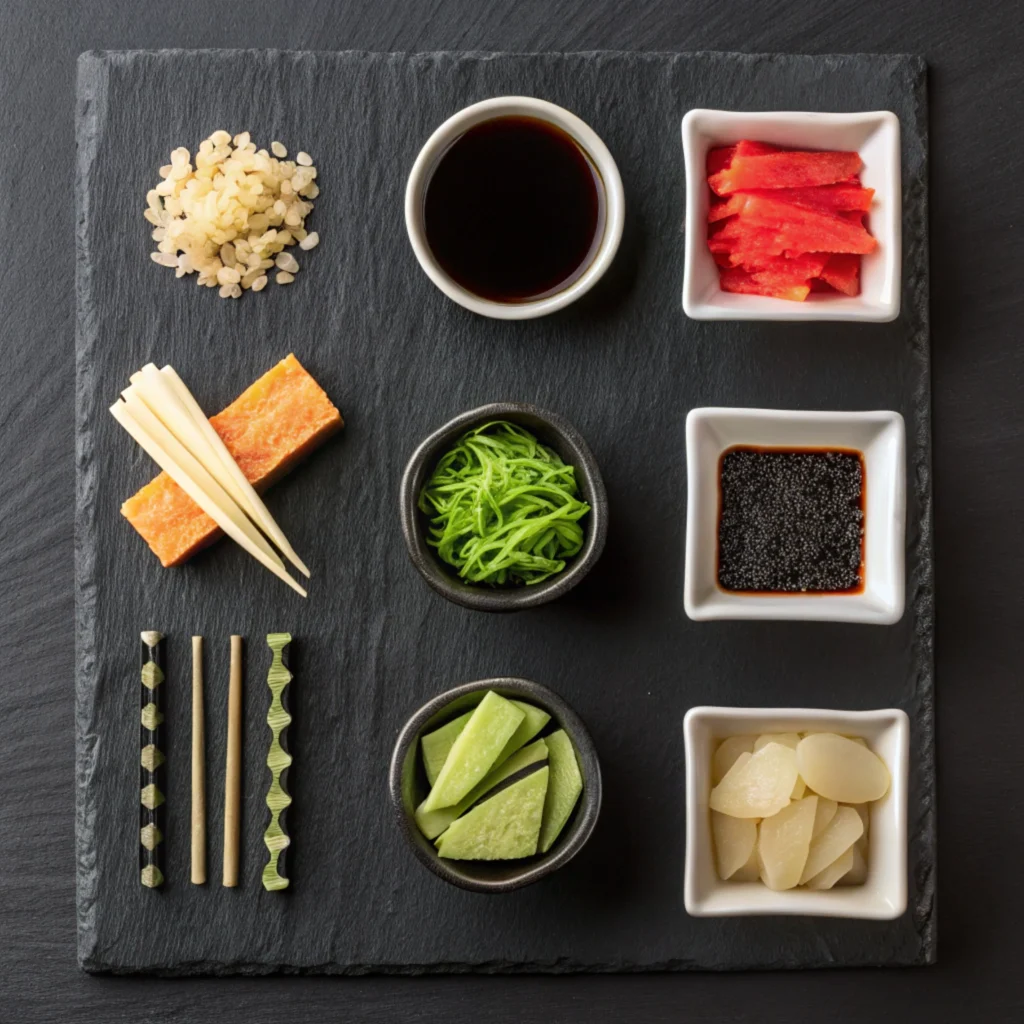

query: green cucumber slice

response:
[415,739,548,840]
[421,692,525,812]
[538,730,584,853]
[420,700,549,787]
[436,767,549,860]
[420,710,473,786]
[494,702,551,768]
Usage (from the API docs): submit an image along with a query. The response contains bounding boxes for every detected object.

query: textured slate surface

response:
[74,49,932,974]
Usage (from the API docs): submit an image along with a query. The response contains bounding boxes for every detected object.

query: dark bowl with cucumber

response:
[399,402,608,611]
[389,677,602,892]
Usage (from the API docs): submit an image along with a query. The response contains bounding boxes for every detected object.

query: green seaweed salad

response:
[418,421,590,587]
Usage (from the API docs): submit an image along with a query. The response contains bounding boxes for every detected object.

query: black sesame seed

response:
[717,447,865,594]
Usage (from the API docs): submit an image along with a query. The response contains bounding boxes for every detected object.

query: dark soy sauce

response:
[424,116,605,303]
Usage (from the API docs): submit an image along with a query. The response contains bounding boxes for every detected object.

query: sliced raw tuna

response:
[735,184,874,212]
[809,277,837,292]
[739,253,830,284]
[719,267,811,302]
[703,141,877,300]
[735,140,782,157]
[708,223,792,258]
[709,150,863,195]
[738,194,877,253]
[706,145,736,175]
[820,253,861,296]
[708,195,745,222]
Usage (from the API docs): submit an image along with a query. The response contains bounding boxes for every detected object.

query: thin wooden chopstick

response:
[223,635,243,887]
[191,635,206,885]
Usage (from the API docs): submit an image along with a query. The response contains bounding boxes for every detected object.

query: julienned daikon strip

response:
[158,365,312,579]
[119,391,287,577]
[110,399,307,598]
[126,370,254,515]
[132,364,310,580]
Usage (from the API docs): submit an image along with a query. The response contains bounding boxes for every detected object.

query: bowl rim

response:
[404,95,626,320]
[681,107,902,322]
[388,677,603,893]
[683,705,909,919]
[399,402,609,611]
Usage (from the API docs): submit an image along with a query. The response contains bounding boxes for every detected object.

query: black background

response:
[2,1,1022,1021]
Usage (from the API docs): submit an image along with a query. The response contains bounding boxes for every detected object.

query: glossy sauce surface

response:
[424,116,604,303]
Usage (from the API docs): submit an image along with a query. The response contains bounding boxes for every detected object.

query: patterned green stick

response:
[139,631,166,888]
[262,633,293,891]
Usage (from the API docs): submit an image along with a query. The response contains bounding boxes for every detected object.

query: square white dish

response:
[681,108,901,322]
[684,407,906,624]
[683,706,909,919]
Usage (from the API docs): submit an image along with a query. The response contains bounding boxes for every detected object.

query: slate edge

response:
[899,53,937,965]
[75,50,108,972]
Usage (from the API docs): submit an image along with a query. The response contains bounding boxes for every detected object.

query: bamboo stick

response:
[223,635,243,887]
[191,636,206,885]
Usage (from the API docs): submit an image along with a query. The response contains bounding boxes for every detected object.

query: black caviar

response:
[717,447,865,594]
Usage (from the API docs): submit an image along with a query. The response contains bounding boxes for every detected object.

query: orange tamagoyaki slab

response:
[121,354,343,567]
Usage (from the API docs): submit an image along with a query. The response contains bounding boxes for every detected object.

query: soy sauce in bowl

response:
[423,116,606,303]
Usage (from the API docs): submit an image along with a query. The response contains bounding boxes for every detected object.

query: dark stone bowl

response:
[399,402,608,611]
[388,677,602,893]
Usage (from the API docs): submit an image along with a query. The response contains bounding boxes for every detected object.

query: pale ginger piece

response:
[731,842,761,882]
[850,803,870,866]
[712,811,757,880]
[712,735,756,785]
[811,797,839,839]
[753,734,803,797]
[754,732,800,752]
[798,805,864,884]
[796,733,890,804]
[709,743,798,819]
[758,795,818,891]
[710,751,750,805]
[804,847,854,890]
[849,801,870,840]
[838,842,869,886]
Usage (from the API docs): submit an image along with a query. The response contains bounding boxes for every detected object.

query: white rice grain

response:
[275,252,299,273]
[144,129,321,298]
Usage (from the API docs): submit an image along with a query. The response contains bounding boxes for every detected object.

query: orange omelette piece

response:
[121,353,343,567]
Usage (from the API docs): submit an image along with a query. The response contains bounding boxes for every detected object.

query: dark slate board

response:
[75,50,933,974]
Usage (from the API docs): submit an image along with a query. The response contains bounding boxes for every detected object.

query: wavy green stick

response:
[262,633,293,891]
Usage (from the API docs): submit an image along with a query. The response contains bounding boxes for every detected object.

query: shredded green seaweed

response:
[418,421,590,587]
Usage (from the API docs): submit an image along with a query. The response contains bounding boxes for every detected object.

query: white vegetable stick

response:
[111,400,307,598]
[120,391,285,573]
[126,372,254,515]
[158,365,311,579]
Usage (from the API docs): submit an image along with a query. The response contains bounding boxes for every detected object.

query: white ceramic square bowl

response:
[682,109,901,321]
[684,407,905,624]
[683,706,909,919]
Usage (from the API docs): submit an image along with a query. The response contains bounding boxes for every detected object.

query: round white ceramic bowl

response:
[404,96,625,320]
